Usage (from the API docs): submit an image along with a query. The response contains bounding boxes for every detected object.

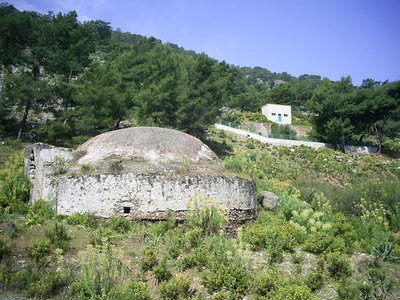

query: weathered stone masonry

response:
[25,127,257,220]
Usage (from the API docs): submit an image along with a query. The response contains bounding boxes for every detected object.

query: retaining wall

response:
[215,124,378,154]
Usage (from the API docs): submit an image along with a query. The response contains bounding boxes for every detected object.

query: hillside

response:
[1,3,399,152]
[0,4,399,299]
[0,128,399,299]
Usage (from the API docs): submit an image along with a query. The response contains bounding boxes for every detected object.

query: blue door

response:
[278,114,282,122]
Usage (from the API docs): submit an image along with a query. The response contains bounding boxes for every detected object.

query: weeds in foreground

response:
[71,239,129,299]
[159,275,193,300]
[66,212,99,229]
[186,192,228,236]
[0,152,30,214]
[109,281,151,300]
[140,246,158,271]
[45,222,71,250]
[337,268,394,300]
[0,143,399,299]
[25,200,56,227]
[0,238,10,262]
[29,239,51,266]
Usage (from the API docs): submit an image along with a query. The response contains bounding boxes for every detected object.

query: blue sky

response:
[8,0,400,85]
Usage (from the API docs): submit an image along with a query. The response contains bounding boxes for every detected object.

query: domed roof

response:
[77,127,219,165]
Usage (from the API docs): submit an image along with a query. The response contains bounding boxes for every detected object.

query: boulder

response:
[259,191,280,210]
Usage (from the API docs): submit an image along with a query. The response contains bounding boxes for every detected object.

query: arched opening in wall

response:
[29,150,35,181]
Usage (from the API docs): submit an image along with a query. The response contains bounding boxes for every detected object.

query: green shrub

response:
[109,281,151,300]
[72,242,128,299]
[393,244,400,257]
[336,279,363,300]
[151,211,177,236]
[201,263,249,298]
[24,211,44,227]
[201,235,239,268]
[0,238,10,262]
[67,212,98,229]
[294,176,334,205]
[303,231,345,254]
[243,223,304,252]
[365,268,394,299]
[165,228,186,259]
[26,269,69,299]
[337,269,394,300]
[89,225,115,246]
[8,269,31,290]
[159,275,192,299]
[242,224,268,251]
[45,222,71,250]
[225,142,234,152]
[8,267,68,298]
[223,155,245,173]
[6,221,20,238]
[349,216,391,253]
[325,252,352,279]
[31,199,56,218]
[0,152,30,214]
[153,260,173,282]
[268,284,312,300]
[186,192,228,236]
[291,252,304,264]
[217,130,227,138]
[279,192,308,221]
[245,142,255,149]
[185,227,204,249]
[0,264,10,284]
[30,239,51,265]
[140,246,158,271]
[328,213,357,252]
[178,247,207,270]
[24,200,56,227]
[210,291,233,300]
[326,177,400,231]
[107,216,132,233]
[249,269,280,297]
[241,111,269,123]
[270,123,297,136]
[389,204,400,231]
[304,269,324,291]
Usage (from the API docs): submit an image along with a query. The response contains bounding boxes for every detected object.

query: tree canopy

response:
[0,3,398,152]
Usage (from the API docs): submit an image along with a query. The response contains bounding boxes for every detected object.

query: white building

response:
[261,104,292,125]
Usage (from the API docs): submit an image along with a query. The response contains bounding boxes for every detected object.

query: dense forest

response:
[0,3,399,151]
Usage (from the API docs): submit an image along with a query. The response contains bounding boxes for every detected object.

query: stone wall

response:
[25,143,77,204]
[50,172,257,220]
[25,142,258,221]
[215,124,378,154]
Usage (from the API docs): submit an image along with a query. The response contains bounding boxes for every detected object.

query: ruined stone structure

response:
[25,127,257,220]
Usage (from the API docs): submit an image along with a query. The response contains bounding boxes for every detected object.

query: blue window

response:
[278,114,282,122]
[272,113,276,116]
[284,114,288,117]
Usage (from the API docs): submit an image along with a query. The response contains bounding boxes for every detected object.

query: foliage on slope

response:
[0,135,399,299]
[1,3,399,150]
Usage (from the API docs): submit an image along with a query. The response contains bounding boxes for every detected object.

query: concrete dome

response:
[77,127,218,165]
